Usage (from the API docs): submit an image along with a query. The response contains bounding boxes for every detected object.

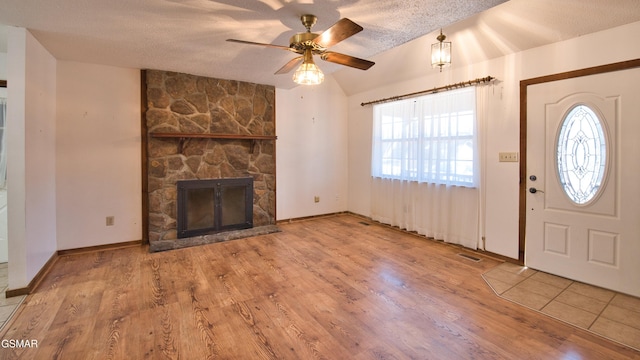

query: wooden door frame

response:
[518,58,640,264]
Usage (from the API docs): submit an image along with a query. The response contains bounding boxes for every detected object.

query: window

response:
[372,87,477,186]
[557,104,607,204]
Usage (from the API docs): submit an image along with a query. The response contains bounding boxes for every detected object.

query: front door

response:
[525,67,640,297]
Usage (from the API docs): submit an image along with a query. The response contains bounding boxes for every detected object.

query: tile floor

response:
[0,263,26,331]
[483,262,640,351]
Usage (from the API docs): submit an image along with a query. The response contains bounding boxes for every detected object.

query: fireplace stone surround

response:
[145,70,278,252]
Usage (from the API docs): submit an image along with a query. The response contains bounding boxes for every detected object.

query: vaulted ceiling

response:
[1,0,639,91]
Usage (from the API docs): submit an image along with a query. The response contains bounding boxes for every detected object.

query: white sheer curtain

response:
[370,86,487,249]
[371,179,479,248]
[476,84,490,250]
[0,98,6,189]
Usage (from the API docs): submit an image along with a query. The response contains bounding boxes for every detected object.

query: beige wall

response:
[275,76,349,220]
[7,27,57,289]
[0,52,6,80]
[55,61,141,250]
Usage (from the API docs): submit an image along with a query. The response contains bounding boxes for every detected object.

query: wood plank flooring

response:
[1,214,638,359]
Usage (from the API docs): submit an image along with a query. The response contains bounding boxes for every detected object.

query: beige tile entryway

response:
[0,263,26,330]
[483,262,640,351]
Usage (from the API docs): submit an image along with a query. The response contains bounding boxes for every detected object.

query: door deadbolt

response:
[529,175,537,181]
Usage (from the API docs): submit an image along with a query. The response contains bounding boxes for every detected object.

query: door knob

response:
[529,187,544,194]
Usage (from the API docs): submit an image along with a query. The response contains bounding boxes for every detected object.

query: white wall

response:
[7,27,57,289]
[56,61,141,250]
[4,31,143,288]
[0,75,6,263]
[344,21,640,259]
[276,76,349,220]
[0,52,6,80]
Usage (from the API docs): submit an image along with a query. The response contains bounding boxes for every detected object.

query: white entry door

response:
[525,67,640,297]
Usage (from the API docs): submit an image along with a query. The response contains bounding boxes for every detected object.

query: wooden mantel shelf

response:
[150,132,277,140]
[149,132,276,152]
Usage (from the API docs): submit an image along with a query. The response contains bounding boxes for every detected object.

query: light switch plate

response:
[499,152,519,162]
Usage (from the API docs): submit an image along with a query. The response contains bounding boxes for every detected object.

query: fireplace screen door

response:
[177,178,253,238]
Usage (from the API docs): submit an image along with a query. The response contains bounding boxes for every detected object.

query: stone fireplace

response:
[145,70,278,252]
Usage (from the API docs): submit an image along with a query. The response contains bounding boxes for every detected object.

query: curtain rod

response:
[360,76,495,106]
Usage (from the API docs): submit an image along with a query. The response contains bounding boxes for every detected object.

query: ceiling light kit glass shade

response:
[293,49,325,85]
[431,29,451,72]
[228,14,375,87]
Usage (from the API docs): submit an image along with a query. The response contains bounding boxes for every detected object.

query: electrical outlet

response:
[106,216,115,226]
[314,196,320,203]
[499,152,519,162]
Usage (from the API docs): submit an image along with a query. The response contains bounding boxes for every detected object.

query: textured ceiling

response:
[0,0,506,89]
[0,0,639,91]
[334,0,640,94]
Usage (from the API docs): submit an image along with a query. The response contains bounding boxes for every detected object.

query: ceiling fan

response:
[227,14,375,85]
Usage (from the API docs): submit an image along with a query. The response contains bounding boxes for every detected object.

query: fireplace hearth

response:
[177,177,253,238]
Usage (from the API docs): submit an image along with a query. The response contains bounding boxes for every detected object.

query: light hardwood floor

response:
[0,214,638,359]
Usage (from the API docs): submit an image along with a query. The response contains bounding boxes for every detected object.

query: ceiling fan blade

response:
[321,52,375,70]
[312,18,363,48]
[275,56,303,74]
[226,39,299,53]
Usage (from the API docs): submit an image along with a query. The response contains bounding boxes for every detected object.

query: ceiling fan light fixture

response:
[228,15,373,85]
[293,49,325,85]
[431,29,451,72]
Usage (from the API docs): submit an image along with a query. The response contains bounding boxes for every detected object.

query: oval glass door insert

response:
[556,104,607,205]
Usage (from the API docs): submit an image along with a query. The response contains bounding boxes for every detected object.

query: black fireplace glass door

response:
[220,186,246,227]
[186,188,216,230]
[177,178,253,238]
